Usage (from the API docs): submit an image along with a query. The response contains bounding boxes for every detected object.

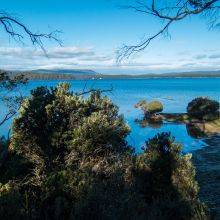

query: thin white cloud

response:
[194,54,207,60]
[0,46,95,59]
[0,46,220,74]
[0,46,113,70]
[209,54,220,59]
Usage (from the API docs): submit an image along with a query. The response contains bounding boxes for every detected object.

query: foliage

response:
[187,97,219,121]
[186,123,207,139]
[0,83,209,219]
[0,71,27,127]
[135,99,163,119]
[135,132,208,219]
[147,101,163,114]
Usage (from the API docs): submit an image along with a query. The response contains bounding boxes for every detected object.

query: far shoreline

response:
[13,75,220,81]
[4,69,220,80]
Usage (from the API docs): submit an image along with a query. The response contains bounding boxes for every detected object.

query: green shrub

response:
[7,83,133,219]
[0,84,208,219]
[187,97,219,121]
[147,101,163,114]
[135,100,163,119]
[138,132,208,219]
[186,123,207,139]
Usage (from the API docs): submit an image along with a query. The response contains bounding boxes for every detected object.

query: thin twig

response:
[117,0,220,62]
[76,86,114,96]
[0,12,62,51]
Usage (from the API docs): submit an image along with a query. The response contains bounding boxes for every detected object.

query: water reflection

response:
[135,118,211,141]
[186,123,207,139]
[1,78,219,152]
[134,118,163,129]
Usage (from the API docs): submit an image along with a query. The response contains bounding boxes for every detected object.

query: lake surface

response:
[1,78,219,152]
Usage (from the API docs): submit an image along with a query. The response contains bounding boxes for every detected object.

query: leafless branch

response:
[0,110,16,127]
[0,72,26,127]
[0,11,62,128]
[117,0,220,62]
[76,85,114,96]
[0,12,62,51]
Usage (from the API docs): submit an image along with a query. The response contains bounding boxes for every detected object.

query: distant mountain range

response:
[155,70,220,77]
[3,69,100,80]
[30,69,98,75]
[2,69,220,80]
[100,70,220,79]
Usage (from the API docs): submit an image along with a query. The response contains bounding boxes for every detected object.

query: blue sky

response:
[0,0,220,74]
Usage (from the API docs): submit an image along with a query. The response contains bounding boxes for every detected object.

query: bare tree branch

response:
[76,85,114,96]
[0,111,16,127]
[117,0,220,62]
[0,72,26,127]
[0,12,62,51]
[0,11,62,128]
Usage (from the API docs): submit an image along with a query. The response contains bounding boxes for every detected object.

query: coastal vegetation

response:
[133,96,220,218]
[1,1,220,218]
[0,72,27,126]
[187,97,219,121]
[135,100,163,121]
[0,83,209,219]
[3,70,220,81]
[135,97,220,136]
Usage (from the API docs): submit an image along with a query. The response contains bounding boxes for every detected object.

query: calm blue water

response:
[1,78,219,152]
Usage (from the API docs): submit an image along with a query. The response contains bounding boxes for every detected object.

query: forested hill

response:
[4,69,101,80]
[2,69,220,80]
[30,69,98,75]
[22,69,99,80]
[99,70,220,79]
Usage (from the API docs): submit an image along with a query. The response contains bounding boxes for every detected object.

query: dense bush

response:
[187,97,219,121]
[135,100,163,119]
[0,83,208,219]
[137,132,207,219]
[0,72,27,127]
[147,101,163,114]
